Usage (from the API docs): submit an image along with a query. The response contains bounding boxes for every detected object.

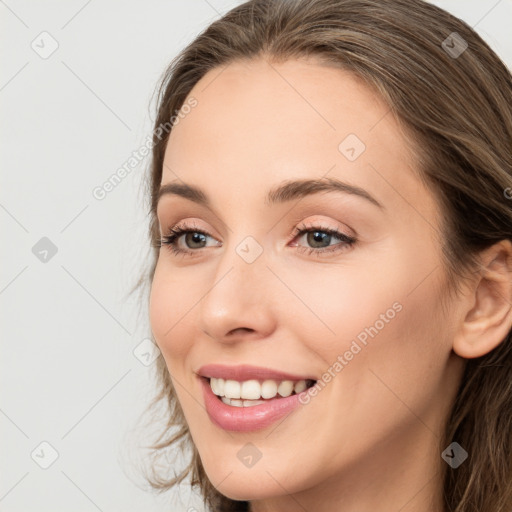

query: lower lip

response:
[200,377,308,432]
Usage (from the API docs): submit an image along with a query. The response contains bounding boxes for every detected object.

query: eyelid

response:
[292,217,355,237]
[157,217,357,259]
[160,218,219,239]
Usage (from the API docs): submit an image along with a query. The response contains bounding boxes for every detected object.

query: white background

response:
[1,1,511,511]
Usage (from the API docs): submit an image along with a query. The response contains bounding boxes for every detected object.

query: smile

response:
[209,377,316,406]
[197,364,318,431]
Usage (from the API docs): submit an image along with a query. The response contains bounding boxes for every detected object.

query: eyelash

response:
[155,222,357,258]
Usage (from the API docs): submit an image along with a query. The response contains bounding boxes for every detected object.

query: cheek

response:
[286,264,449,475]
[277,259,405,359]
[285,239,447,398]
[149,260,194,362]
[325,255,450,434]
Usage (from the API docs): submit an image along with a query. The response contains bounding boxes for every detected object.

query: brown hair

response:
[130,0,512,510]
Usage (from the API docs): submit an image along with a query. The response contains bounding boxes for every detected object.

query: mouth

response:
[197,363,318,431]
[204,376,317,407]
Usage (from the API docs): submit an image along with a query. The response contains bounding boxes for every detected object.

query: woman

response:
[134,0,512,510]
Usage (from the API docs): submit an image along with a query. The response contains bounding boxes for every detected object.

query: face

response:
[149,57,465,507]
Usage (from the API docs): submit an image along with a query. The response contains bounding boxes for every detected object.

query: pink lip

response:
[199,376,308,432]
[197,363,316,382]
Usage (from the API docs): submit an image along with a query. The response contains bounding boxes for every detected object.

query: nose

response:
[197,240,277,344]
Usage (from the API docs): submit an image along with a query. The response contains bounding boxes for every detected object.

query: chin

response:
[201,457,307,502]
[213,480,282,502]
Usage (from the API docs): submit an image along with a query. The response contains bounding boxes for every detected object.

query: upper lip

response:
[197,364,317,382]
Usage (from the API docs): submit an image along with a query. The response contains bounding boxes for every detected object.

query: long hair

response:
[130,1,512,510]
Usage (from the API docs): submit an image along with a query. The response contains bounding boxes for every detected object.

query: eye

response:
[154,221,357,258]
[154,221,220,257]
[290,223,357,257]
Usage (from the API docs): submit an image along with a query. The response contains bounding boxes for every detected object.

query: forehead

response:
[166,57,400,164]
[162,57,438,226]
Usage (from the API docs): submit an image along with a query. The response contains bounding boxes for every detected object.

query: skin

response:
[149,57,512,512]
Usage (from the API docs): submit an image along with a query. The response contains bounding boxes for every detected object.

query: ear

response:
[453,239,512,359]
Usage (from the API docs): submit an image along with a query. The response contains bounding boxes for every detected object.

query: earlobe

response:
[452,239,512,359]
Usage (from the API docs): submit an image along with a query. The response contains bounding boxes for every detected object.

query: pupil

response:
[308,231,330,248]
[187,232,206,248]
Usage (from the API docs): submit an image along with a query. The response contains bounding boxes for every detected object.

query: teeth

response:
[221,396,267,407]
[224,380,241,399]
[277,380,294,397]
[210,377,220,395]
[210,377,312,400]
[294,380,307,393]
[241,380,261,400]
[261,380,277,399]
[244,399,266,407]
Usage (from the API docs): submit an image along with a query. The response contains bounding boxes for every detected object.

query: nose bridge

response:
[197,233,275,341]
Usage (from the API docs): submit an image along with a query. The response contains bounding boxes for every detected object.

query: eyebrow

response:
[156,177,384,210]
